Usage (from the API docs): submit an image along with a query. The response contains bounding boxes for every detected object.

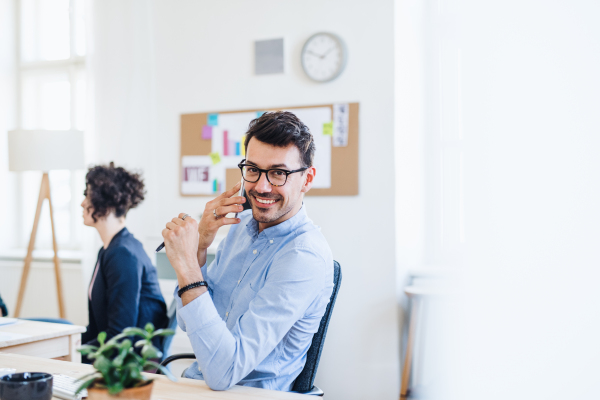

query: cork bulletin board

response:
[180,103,359,196]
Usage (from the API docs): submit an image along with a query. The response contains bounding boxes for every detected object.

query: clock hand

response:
[307,50,323,58]
[322,46,336,57]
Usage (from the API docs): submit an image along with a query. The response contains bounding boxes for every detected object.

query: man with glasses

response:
[161,111,334,391]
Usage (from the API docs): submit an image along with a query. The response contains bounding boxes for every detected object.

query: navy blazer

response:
[82,228,168,352]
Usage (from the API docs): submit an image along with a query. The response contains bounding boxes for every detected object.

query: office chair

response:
[158,260,342,397]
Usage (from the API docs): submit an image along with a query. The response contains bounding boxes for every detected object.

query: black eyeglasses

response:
[238,159,309,187]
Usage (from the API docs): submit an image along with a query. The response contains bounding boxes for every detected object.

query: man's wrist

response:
[180,286,208,306]
[176,257,204,286]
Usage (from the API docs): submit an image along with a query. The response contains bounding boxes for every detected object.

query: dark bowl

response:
[0,372,53,400]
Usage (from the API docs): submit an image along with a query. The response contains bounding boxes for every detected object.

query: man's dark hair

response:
[244,111,315,168]
[84,162,145,223]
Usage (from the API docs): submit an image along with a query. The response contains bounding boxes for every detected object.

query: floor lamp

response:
[8,130,84,319]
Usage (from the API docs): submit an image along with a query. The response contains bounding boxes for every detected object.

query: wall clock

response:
[301,32,347,82]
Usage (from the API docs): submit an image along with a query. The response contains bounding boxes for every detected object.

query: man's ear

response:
[301,167,316,194]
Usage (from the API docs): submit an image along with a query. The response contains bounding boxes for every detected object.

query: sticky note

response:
[256,111,266,118]
[323,122,333,136]
[202,125,212,140]
[208,113,219,126]
[210,152,221,165]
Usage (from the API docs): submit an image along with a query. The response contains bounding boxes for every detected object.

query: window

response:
[17,0,87,250]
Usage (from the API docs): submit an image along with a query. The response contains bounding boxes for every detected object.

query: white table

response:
[0,319,85,362]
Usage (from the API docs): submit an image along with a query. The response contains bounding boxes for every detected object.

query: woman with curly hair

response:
[81,162,168,361]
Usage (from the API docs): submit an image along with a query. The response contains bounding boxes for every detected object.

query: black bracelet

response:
[178,281,209,297]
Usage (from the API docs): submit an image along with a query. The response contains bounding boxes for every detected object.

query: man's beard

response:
[248,189,294,224]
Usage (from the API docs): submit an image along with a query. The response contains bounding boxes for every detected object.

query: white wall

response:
[453,1,600,399]
[91,1,399,399]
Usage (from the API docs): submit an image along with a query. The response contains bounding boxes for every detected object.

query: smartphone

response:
[235,180,247,217]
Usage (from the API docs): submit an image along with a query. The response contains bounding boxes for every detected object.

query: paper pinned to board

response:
[210,152,222,165]
[322,122,333,136]
[201,125,213,140]
[332,103,349,147]
[181,156,214,195]
[285,107,332,189]
[208,113,219,126]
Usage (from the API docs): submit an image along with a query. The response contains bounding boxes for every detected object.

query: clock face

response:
[301,33,346,82]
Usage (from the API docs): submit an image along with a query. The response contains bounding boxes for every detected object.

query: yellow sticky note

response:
[323,122,333,136]
[210,152,221,165]
[241,135,246,156]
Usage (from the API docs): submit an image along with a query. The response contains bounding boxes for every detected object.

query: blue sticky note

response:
[208,113,219,126]
[256,111,266,118]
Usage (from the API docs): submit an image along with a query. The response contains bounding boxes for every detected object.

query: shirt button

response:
[270,240,273,244]
[237,280,240,285]
[226,312,229,317]
[253,249,257,254]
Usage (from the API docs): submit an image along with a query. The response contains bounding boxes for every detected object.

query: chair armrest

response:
[290,385,324,396]
[157,353,196,374]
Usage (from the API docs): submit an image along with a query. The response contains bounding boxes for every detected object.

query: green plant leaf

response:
[75,376,98,395]
[97,331,107,346]
[108,381,124,395]
[112,340,132,368]
[151,328,175,337]
[140,343,160,360]
[134,339,147,348]
[121,327,149,338]
[125,362,143,381]
[144,322,155,333]
[75,371,99,383]
[144,360,177,382]
[77,344,99,355]
[93,355,112,377]
[106,333,128,344]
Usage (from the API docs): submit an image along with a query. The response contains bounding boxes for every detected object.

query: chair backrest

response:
[0,292,8,317]
[291,260,342,393]
[160,298,179,362]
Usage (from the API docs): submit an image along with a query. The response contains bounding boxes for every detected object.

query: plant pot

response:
[87,380,154,400]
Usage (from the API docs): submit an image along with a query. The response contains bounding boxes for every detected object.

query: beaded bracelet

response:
[178,281,209,297]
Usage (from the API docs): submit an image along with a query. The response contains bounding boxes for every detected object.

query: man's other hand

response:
[198,181,245,251]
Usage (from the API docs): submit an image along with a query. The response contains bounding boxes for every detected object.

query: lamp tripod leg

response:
[14,173,47,318]
[46,175,66,319]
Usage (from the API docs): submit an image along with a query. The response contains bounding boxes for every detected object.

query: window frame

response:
[15,0,87,250]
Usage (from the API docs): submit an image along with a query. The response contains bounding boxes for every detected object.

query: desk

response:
[0,353,312,400]
[0,320,85,362]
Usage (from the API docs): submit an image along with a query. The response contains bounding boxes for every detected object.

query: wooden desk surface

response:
[0,320,85,347]
[0,353,313,400]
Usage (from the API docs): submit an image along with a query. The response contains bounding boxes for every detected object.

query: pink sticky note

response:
[202,125,213,140]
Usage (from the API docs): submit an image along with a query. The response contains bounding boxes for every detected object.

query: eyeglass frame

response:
[237,159,309,187]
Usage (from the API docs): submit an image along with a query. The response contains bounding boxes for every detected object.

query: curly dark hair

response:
[84,162,145,223]
[244,111,315,168]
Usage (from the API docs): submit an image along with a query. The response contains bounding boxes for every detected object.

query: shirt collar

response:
[245,204,309,239]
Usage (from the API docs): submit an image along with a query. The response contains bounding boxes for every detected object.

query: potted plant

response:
[76,323,176,399]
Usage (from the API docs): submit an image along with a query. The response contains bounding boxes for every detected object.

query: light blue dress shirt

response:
[174,205,334,391]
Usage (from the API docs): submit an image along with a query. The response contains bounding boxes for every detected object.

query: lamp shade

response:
[8,130,85,172]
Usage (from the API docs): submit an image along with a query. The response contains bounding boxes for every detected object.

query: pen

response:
[155,213,190,253]
[155,181,244,253]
